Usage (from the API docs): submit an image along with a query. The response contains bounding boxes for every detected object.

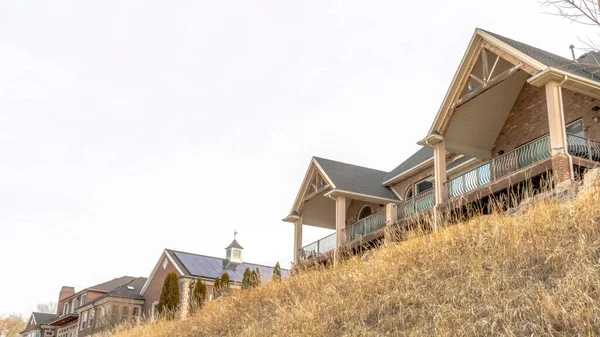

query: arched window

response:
[358,206,372,220]
[405,188,413,200]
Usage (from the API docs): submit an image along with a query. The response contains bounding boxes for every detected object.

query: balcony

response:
[300,232,336,259]
[396,189,434,220]
[567,134,600,162]
[443,136,551,201]
[342,210,386,242]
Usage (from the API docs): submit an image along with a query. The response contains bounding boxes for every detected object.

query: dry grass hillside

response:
[111,177,600,336]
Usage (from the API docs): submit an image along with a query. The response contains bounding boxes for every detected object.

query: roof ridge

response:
[167,248,287,270]
[479,28,573,64]
[313,156,388,174]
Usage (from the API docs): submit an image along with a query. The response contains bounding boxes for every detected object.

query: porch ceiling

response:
[301,193,336,229]
[445,70,530,159]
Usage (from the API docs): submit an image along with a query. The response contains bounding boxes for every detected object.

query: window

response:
[416,179,433,194]
[405,188,413,200]
[132,307,140,317]
[122,306,129,320]
[162,257,168,269]
[357,206,372,220]
[63,303,70,315]
[89,309,95,328]
[80,311,88,330]
[80,294,87,306]
[567,120,585,138]
[233,250,241,258]
[152,303,159,319]
[74,298,79,311]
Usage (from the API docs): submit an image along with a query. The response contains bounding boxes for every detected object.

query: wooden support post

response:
[545,80,573,182]
[293,216,303,264]
[432,139,447,232]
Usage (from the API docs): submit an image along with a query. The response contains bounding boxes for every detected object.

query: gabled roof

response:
[32,312,58,325]
[166,248,289,283]
[314,157,398,200]
[482,29,600,82]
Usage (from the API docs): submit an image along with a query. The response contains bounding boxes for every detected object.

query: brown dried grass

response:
[110,182,600,336]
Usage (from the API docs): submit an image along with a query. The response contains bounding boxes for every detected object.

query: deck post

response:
[293,216,303,264]
[334,195,346,265]
[432,138,447,232]
[545,80,573,182]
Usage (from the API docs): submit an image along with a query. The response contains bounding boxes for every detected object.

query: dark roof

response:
[87,276,138,292]
[32,312,58,325]
[482,29,600,83]
[314,157,398,200]
[90,277,147,304]
[166,249,289,283]
[69,276,140,308]
[447,155,473,170]
[225,239,244,250]
[383,147,433,184]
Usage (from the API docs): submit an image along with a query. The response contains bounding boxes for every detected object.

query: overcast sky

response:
[0,1,597,317]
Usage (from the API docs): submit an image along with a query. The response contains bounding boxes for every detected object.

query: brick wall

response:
[562,88,600,140]
[142,255,181,317]
[345,200,385,225]
[391,167,434,200]
[492,84,600,156]
[492,84,548,156]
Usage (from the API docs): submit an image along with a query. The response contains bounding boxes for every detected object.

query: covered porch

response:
[283,157,398,263]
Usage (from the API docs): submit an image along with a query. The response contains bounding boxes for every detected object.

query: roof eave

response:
[324,189,398,204]
[382,158,434,186]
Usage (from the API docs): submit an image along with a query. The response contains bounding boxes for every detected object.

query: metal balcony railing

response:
[300,232,336,259]
[396,189,435,220]
[443,135,551,201]
[567,134,600,162]
[342,210,386,242]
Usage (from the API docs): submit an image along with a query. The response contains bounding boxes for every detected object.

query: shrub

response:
[191,278,207,312]
[272,262,282,282]
[158,272,179,319]
[221,272,231,294]
[213,277,221,299]
[241,268,252,290]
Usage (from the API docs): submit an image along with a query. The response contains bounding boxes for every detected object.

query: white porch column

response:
[335,195,346,248]
[545,80,573,183]
[293,216,303,263]
[545,80,568,156]
[432,139,447,205]
[432,139,447,232]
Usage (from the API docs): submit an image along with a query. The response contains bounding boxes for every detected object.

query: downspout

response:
[557,75,575,180]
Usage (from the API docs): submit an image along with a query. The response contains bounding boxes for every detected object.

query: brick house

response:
[21,276,144,337]
[285,28,600,264]
[20,313,58,337]
[141,236,289,319]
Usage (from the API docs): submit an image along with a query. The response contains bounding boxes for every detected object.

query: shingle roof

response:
[383,147,433,185]
[482,29,600,83]
[167,249,289,283]
[87,276,138,292]
[225,239,243,250]
[90,277,147,303]
[314,157,398,200]
[32,312,58,325]
[447,155,473,170]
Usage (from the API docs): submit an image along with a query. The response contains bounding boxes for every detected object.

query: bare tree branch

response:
[36,302,57,314]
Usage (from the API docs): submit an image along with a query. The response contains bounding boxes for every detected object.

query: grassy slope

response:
[111,184,600,336]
